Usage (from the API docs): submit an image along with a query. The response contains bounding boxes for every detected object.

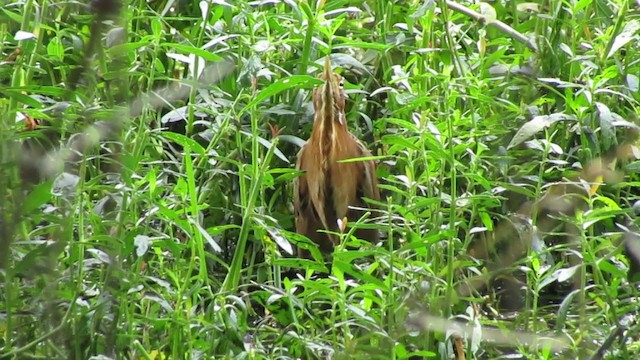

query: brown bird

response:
[294,56,380,259]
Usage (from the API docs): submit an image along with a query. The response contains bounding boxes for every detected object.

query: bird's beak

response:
[321,57,335,113]
[323,56,332,80]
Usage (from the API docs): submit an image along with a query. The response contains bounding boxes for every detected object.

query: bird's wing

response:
[339,133,380,243]
[299,142,333,233]
[294,144,335,255]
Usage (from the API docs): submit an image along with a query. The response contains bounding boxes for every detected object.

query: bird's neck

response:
[313,109,346,139]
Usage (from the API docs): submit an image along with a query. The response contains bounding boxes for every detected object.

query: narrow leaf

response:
[607,19,640,58]
[508,113,576,149]
[161,43,222,62]
[243,75,322,112]
[595,102,614,149]
[161,132,206,156]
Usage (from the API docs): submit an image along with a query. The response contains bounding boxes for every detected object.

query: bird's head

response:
[313,56,346,124]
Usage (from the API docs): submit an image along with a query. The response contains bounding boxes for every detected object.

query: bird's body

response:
[294,57,380,259]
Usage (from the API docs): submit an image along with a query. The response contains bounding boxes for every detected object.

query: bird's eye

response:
[339,80,344,88]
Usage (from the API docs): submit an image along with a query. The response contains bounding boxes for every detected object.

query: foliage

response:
[1,0,640,358]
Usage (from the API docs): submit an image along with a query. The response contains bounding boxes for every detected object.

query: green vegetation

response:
[1,0,640,358]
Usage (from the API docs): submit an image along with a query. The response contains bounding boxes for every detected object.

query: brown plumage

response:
[294,57,380,259]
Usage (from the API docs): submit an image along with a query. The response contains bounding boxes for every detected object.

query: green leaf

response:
[284,230,325,263]
[8,85,67,97]
[108,37,155,56]
[332,259,387,289]
[1,8,22,23]
[2,90,43,108]
[508,113,576,149]
[240,131,289,163]
[161,132,206,156]
[46,37,64,61]
[478,2,497,23]
[381,134,419,151]
[607,19,640,58]
[410,0,435,19]
[242,75,323,113]
[274,258,329,273]
[161,43,223,62]
[337,155,390,163]
[334,37,392,51]
[595,102,614,150]
[23,181,53,214]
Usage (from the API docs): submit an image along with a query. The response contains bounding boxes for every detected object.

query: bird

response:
[294,56,380,260]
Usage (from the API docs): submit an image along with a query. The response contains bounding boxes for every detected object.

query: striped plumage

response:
[294,57,380,259]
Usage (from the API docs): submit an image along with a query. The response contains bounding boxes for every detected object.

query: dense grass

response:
[1,0,640,358]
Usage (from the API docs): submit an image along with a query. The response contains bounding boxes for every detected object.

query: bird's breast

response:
[327,140,361,219]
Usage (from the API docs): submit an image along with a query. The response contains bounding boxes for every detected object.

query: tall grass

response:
[1,0,639,358]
